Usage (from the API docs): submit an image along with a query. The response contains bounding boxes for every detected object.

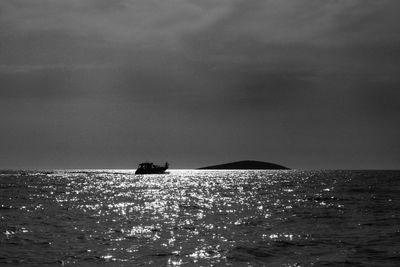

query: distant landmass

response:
[198,160,289,170]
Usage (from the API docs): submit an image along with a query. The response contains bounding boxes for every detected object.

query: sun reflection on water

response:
[47,170,292,264]
[4,169,395,266]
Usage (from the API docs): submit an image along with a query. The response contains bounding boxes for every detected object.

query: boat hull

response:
[135,167,168,175]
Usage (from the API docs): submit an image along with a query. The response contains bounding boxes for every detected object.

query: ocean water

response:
[0,170,399,266]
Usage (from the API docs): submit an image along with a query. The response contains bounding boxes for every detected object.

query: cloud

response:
[235,0,400,45]
[0,63,112,74]
[0,0,233,48]
[1,0,400,168]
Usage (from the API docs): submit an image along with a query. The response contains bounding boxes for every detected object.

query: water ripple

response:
[0,170,399,266]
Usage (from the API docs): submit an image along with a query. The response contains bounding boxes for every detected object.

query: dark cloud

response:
[0,0,399,169]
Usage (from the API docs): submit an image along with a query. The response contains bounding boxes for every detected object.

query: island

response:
[198,160,289,170]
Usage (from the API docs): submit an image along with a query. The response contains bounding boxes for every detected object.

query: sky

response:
[0,0,399,169]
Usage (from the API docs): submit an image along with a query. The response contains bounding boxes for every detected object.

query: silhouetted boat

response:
[135,162,169,175]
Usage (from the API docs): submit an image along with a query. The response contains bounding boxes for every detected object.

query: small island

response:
[198,160,289,170]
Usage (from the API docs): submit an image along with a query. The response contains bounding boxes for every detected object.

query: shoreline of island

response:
[198,160,289,170]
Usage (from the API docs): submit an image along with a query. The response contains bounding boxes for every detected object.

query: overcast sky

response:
[1,0,399,169]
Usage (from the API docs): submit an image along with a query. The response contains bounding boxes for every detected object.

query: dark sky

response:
[1,0,399,169]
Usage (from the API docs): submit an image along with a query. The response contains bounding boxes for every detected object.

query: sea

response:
[0,170,399,266]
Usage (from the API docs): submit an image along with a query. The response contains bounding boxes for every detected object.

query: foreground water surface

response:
[1,170,399,266]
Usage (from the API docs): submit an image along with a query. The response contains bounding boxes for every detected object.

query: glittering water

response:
[1,170,399,266]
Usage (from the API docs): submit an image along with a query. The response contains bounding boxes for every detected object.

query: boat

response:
[135,162,169,175]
